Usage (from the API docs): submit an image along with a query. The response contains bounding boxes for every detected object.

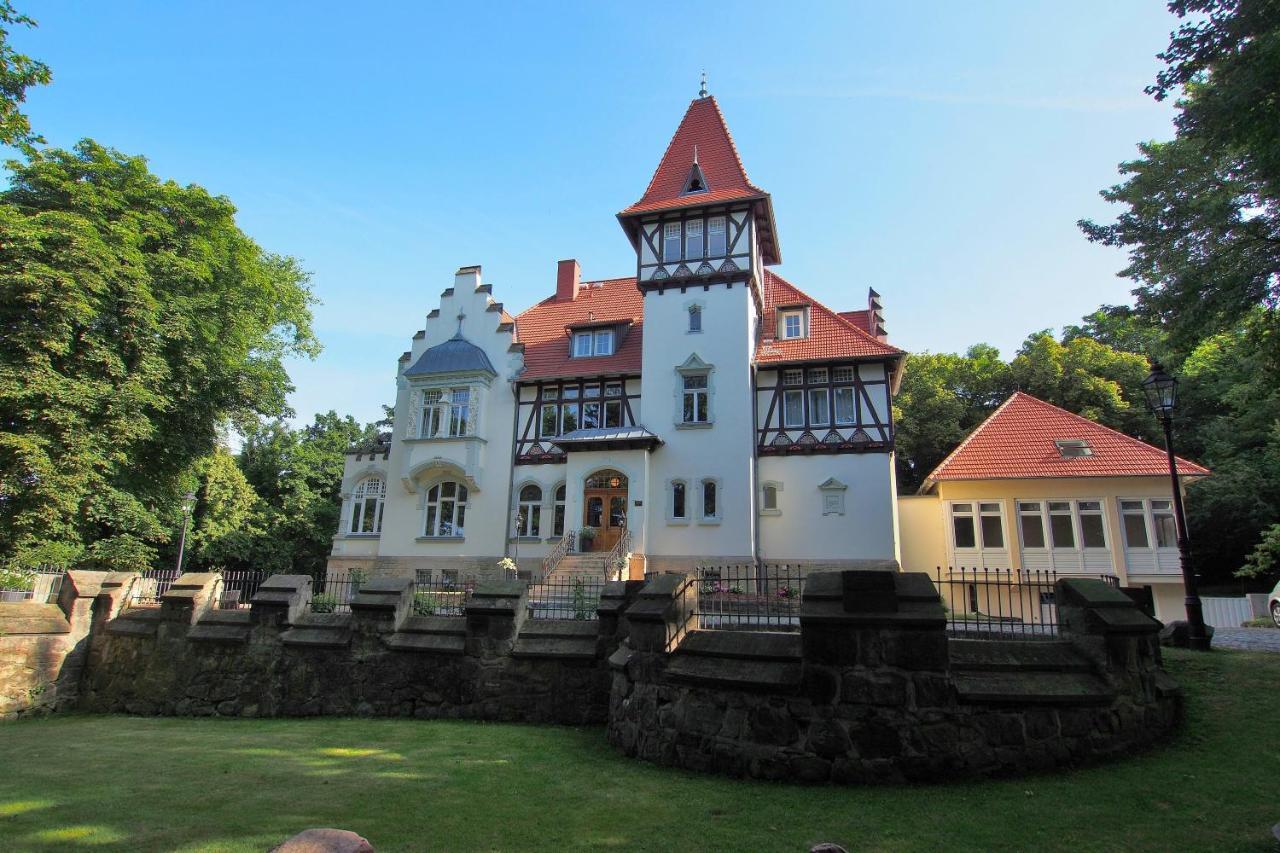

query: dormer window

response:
[682,162,708,195]
[572,328,614,358]
[1055,439,1093,459]
[778,308,806,340]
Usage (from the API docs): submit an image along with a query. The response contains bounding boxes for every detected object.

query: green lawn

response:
[0,650,1277,852]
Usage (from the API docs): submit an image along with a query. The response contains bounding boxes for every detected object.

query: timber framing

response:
[514,376,641,465]
[755,359,895,455]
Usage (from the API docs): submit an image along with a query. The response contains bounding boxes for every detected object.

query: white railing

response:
[606,528,632,582]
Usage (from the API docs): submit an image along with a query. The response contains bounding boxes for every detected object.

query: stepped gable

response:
[756,270,903,364]
[514,276,643,381]
[920,392,1211,491]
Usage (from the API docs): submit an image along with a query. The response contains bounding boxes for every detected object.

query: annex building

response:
[328,92,906,582]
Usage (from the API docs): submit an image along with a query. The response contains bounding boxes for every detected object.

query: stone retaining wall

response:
[607,571,1182,782]
[0,567,1182,784]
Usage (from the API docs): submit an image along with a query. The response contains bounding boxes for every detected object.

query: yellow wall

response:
[897,495,945,573]
[897,476,1191,623]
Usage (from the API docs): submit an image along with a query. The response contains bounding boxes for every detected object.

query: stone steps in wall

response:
[105,607,163,638]
[666,630,803,692]
[188,622,251,644]
[198,609,252,626]
[512,619,599,660]
[951,670,1114,706]
[282,613,352,649]
[949,640,1093,673]
[385,614,466,655]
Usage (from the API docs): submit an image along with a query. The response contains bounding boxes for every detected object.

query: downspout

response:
[751,362,763,567]
[503,379,520,561]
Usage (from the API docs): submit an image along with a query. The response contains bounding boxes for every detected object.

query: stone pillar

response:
[1057,578,1166,687]
[349,576,413,640]
[464,579,528,657]
[619,573,696,654]
[249,575,312,629]
[158,573,223,637]
[596,579,646,654]
[59,571,137,636]
[799,571,948,672]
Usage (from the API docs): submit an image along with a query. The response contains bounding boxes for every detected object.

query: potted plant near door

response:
[578,527,599,552]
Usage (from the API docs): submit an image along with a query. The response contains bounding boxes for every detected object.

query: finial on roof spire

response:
[693,144,699,165]
[699,70,707,98]
[454,311,466,338]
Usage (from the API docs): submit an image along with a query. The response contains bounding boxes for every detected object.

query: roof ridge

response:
[918,393,1021,493]
[765,270,903,355]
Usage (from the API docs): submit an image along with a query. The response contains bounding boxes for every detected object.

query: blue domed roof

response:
[403,333,496,378]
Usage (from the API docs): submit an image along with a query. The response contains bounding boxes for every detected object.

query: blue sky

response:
[10,1,1180,429]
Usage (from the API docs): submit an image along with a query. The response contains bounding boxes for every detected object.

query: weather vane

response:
[699,70,707,98]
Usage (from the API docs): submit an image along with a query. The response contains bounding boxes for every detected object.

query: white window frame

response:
[663,222,682,262]
[698,477,721,525]
[782,389,805,428]
[688,304,702,333]
[682,374,710,424]
[593,329,614,356]
[1120,498,1179,550]
[348,476,385,535]
[685,218,704,259]
[707,216,727,257]
[516,483,542,538]
[419,386,475,438]
[552,483,566,537]
[669,479,689,524]
[1016,498,1112,572]
[948,501,1008,563]
[423,481,468,538]
[779,309,805,340]
[760,480,782,517]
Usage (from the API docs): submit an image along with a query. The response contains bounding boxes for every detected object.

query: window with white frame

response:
[686,219,704,259]
[701,479,718,520]
[688,304,702,332]
[707,216,727,256]
[572,329,614,358]
[604,382,623,428]
[760,481,781,516]
[1019,500,1107,551]
[349,476,385,535]
[516,484,542,538]
[808,387,830,426]
[540,403,559,437]
[1120,499,1178,549]
[663,222,681,262]
[420,387,473,437]
[552,484,566,537]
[671,480,688,520]
[424,481,468,537]
[782,388,804,428]
[782,369,803,385]
[951,502,1004,549]
[682,374,709,423]
[779,309,805,340]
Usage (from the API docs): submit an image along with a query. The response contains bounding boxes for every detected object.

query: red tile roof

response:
[514,277,643,381]
[838,309,873,334]
[756,271,904,364]
[620,96,765,216]
[920,392,1210,492]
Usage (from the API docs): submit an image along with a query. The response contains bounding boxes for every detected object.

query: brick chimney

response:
[556,259,581,301]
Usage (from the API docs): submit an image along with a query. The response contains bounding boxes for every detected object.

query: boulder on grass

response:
[271,828,374,853]
[1158,620,1214,648]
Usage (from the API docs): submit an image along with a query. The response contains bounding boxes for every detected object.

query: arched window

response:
[671,480,688,521]
[517,484,542,537]
[552,483,567,537]
[349,476,386,534]
[701,479,718,520]
[425,481,468,537]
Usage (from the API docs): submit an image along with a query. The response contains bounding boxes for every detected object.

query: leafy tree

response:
[239,412,380,578]
[1062,305,1167,356]
[0,1,50,151]
[184,449,266,571]
[0,142,317,569]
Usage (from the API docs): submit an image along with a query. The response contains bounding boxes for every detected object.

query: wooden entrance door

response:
[582,470,628,552]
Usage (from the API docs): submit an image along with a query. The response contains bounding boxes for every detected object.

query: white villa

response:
[328,93,904,583]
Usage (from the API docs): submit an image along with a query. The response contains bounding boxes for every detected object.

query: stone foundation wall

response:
[75,574,632,725]
[607,572,1182,783]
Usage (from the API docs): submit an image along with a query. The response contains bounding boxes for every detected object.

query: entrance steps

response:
[546,554,613,583]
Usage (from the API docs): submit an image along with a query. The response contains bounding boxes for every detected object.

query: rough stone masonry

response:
[0,567,1181,784]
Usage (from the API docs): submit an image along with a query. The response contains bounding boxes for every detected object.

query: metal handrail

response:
[606,527,632,582]
[542,530,576,578]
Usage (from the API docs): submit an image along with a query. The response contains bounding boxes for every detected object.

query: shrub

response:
[0,566,35,592]
[310,594,338,613]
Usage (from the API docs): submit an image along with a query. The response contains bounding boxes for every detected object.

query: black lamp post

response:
[1140,362,1210,650]
[174,491,196,575]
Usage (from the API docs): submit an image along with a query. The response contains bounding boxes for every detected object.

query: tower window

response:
[686,219,704,258]
[707,216,727,256]
[682,374,709,423]
[688,305,702,332]
[663,222,682,262]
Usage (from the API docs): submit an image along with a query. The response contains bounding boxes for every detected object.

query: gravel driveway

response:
[1212,627,1280,653]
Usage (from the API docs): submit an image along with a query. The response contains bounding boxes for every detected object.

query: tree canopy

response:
[0,142,318,569]
[0,1,50,151]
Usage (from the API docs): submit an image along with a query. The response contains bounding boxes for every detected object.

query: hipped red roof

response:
[921,392,1210,491]
[756,271,903,363]
[513,278,643,381]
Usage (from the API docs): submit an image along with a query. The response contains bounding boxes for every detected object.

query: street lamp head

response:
[182,491,197,514]
[1142,361,1178,420]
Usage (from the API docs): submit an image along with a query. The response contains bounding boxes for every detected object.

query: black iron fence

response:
[695,563,805,632]
[129,568,181,607]
[932,567,1120,640]
[0,564,67,604]
[528,576,604,620]
[307,572,364,615]
[218,570,265,609]
[411,576,475,617]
